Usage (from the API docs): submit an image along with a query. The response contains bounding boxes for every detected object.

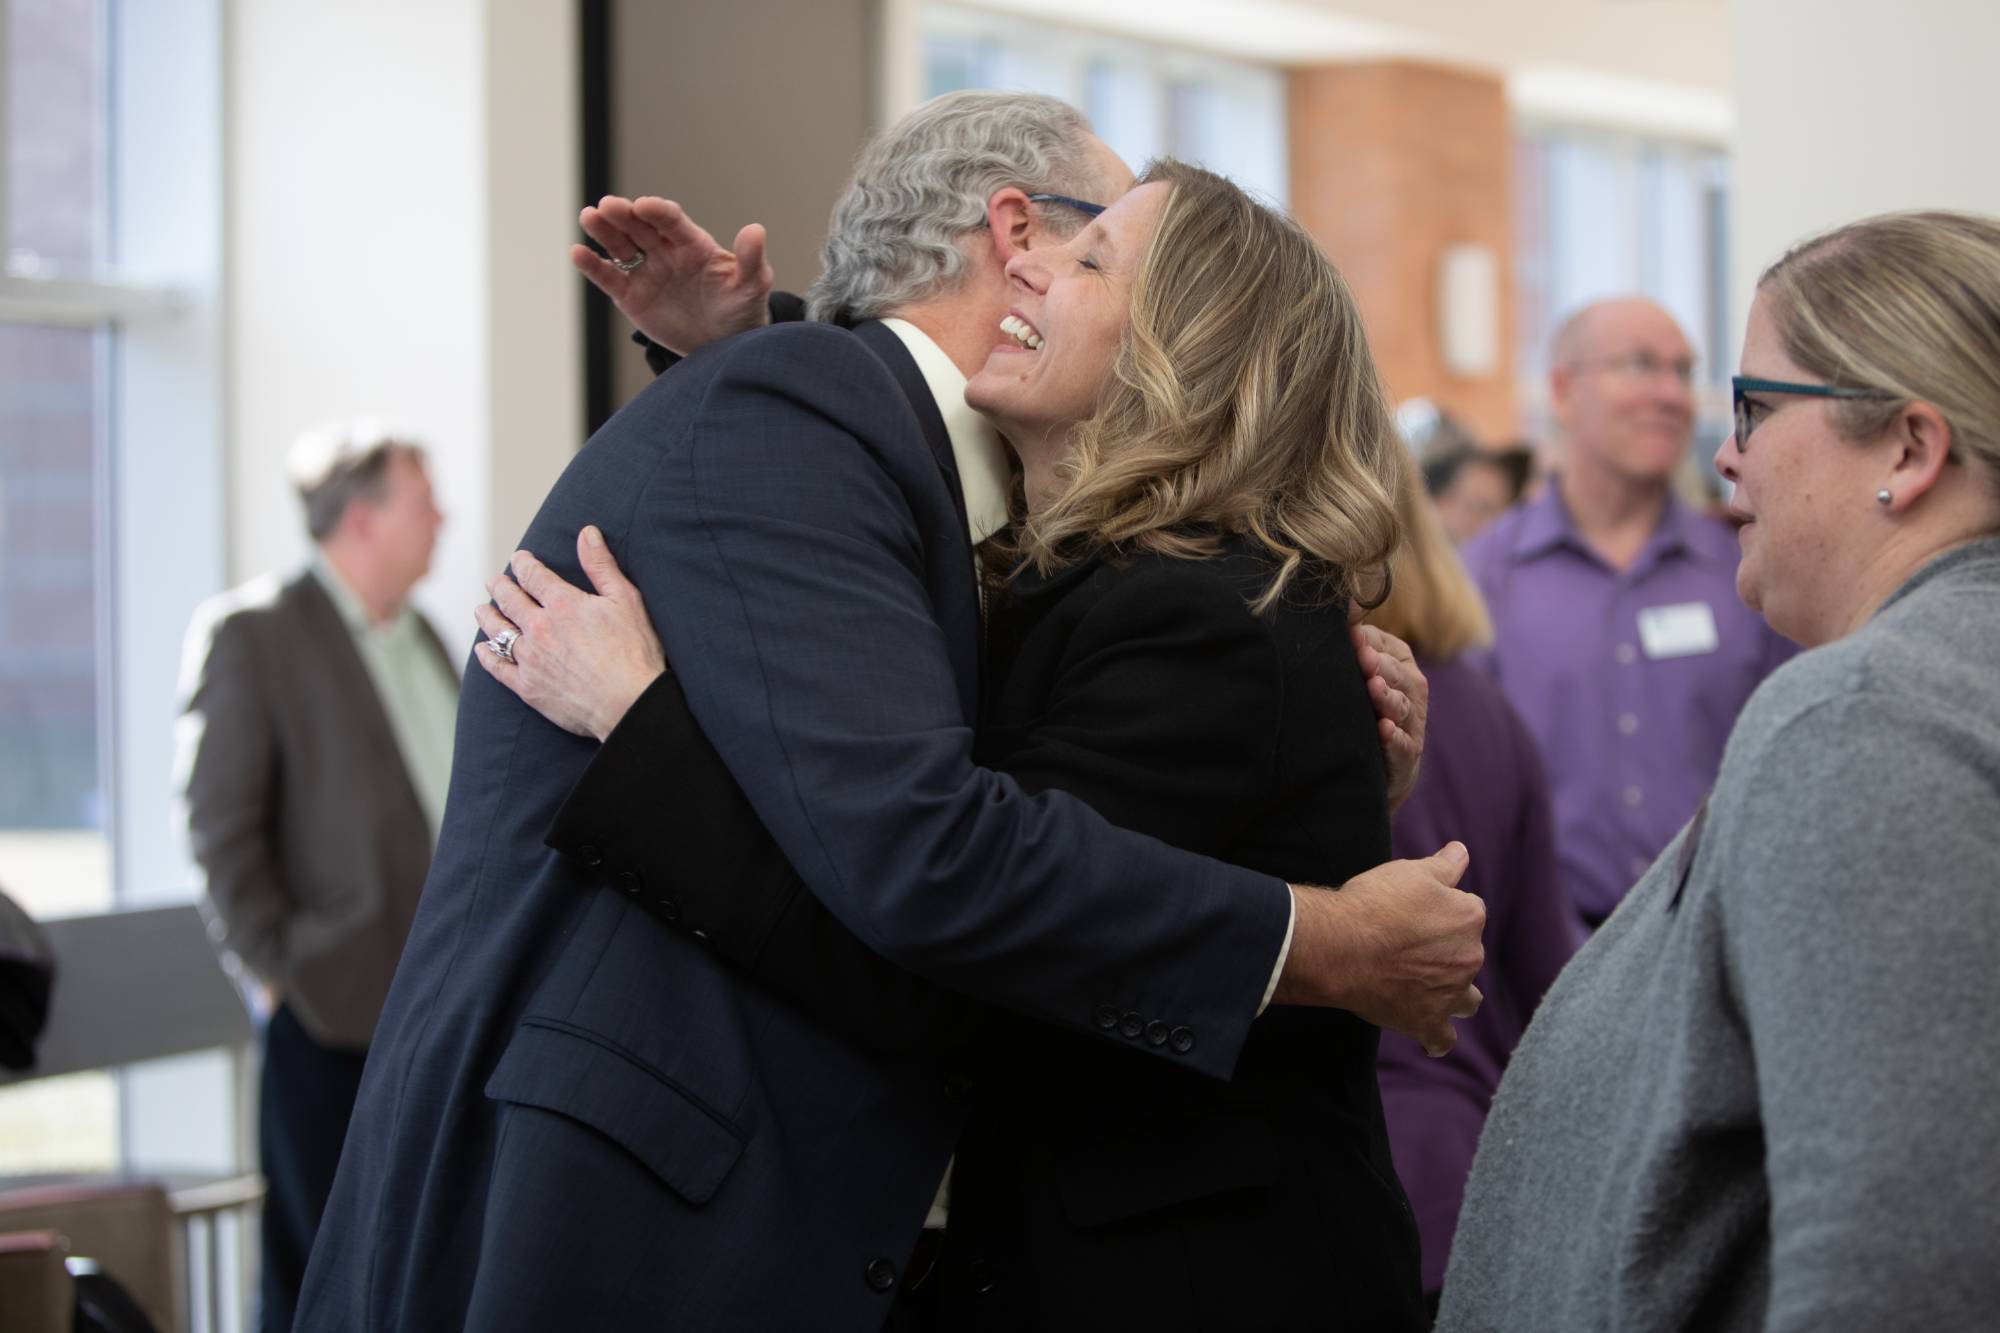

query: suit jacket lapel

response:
[849,319,985,714]
[850,321,969,534]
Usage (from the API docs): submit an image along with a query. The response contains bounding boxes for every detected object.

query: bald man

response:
[1459,299,1793,926]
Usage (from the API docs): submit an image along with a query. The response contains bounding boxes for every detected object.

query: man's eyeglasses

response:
[1571,352,1699,387]
[1731,376,1900,449]
[1027,193,1106,218]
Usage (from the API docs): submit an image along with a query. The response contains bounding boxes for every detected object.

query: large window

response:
[1,0,113,922]
[0,0,118,1178]
[0,320,110,924]
[921,3,1288,205]
[5,0,107,269]
[1,0,231,1193]
[1514,123,1732,479]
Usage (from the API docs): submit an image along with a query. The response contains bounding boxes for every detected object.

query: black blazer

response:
[939,543,1423,1330]
[561,538,1426,1330]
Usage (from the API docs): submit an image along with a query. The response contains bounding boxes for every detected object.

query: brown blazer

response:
[175,569,458,1049]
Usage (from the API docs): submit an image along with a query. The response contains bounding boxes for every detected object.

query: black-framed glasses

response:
[1026,193,1106,218]
[1731,375,1900,448]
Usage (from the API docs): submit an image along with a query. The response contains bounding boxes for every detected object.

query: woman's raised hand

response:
[475,526,668,741]
[570,194,774,356]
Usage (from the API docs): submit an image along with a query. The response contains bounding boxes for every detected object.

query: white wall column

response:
[1729,0,2000,351]
[227,0,580,635]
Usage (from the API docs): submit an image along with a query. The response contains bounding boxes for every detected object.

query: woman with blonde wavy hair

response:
[477,159,1430,1329]
[991,159,1400,613]
[937,157,1422,1331]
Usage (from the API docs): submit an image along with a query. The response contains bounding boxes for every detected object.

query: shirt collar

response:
[1647,493,1707,569]
[1506,481,1722,572]
[1659,494,1742,574]
[1505,485,1578,563]
[879,317,1012,545]
[311,554,410,637]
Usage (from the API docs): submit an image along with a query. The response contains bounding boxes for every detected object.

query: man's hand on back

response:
[1275,843,1484,1057]
[570,195,775,356]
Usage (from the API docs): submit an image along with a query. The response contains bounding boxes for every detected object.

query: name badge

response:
[1637,602,1720,659]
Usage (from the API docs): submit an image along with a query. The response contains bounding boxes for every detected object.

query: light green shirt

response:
[312,559,460,843]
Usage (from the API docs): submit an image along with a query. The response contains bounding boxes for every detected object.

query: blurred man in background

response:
[174,420,456,1333]
[1459,300,1792,927]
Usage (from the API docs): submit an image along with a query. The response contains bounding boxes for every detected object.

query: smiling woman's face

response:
[964,181,1171,460]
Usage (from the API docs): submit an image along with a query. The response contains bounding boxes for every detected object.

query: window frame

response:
[916,2,1290,206]
[1511,117,1735,474]
[2,0,228,918]
[0,0,242,1188]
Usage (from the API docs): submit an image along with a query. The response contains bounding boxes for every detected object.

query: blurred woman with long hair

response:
[1367,453,1581,1313]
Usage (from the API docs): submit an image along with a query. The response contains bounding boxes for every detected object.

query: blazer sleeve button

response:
[1169,1026,1196,1055]
[864,1257,898,1292]
[1143,1020,1170,1047]
[655,899,681,923]
[615,870,641,894]
[1092,1004,1119,1030]
[577,844,604,867]
[1117,1011,1144,1039]
[967,1259,997,1295]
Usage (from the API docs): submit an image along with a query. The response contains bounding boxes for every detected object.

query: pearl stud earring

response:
[1876,489,1893,506]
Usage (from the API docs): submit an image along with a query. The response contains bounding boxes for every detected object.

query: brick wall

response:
[1288,61,1517,441]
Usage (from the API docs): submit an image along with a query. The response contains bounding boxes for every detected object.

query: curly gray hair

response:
[806,91,1118,324]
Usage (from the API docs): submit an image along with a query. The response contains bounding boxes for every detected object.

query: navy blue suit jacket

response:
[296,320,1290,1331]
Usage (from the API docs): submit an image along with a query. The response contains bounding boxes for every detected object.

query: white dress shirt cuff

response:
[1256,888,1297,1016]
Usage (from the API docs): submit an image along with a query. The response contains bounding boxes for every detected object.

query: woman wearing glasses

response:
[1439,211,2000,1329]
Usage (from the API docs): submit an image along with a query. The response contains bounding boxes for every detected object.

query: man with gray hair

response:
[176,420,453,1333]
[301,93,1480,1332]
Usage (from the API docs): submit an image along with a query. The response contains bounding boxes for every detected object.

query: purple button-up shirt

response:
[1459,486,1794,921]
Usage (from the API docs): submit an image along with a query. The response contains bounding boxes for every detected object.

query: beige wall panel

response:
[609,0,875,408]
[487,2,583,561]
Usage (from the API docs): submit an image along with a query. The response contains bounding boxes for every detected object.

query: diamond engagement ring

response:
[612,250,646,274]
[491,627,521,662]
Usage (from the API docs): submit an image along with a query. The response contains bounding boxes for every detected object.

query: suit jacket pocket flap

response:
[485,1019,746,1205]
[1056,1114,1277,1229]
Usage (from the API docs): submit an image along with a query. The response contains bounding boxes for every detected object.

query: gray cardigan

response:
[1439,538,2000,1332]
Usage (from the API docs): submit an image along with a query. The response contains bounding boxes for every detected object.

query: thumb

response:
[734,223,773,290]
[577,525,634,599]
[1429,841,1470,884]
